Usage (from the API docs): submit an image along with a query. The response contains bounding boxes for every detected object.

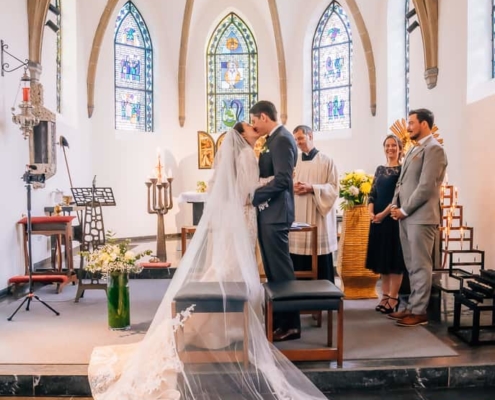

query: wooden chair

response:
[264,280,344,366]
[172,282,249,368]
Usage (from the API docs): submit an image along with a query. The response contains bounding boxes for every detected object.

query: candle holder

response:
[145,177,173,261]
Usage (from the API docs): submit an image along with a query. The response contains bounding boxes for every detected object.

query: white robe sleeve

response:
[312,157,339,216]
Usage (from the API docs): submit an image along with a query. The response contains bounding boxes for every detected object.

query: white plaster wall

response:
[0,0,31,287]
[0,0,93,287]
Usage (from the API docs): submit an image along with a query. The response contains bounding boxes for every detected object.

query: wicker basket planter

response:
[337,205,379,299]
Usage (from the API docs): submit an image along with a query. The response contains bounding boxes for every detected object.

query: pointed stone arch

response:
[345,0,377,116]
[412,0,439,89]
[178,0,194,127]
[86,0,120,118]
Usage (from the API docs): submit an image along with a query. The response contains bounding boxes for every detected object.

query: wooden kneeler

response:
[264,280,344,367]
[171,282,249,368]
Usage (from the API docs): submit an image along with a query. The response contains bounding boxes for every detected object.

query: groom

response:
[250,100,301,341]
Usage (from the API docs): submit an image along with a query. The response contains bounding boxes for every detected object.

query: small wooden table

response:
[18,216,75,276]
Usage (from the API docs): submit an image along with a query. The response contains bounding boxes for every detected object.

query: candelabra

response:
[146,177,173,261]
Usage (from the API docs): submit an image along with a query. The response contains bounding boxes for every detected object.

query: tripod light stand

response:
[8,167,60,321]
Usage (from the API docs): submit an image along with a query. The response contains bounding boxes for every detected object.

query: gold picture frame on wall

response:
[198,131,215,169]
[197,130,266,169]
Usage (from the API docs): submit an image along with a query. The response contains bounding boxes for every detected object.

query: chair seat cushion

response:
[264,280,343,301]
[175,282,247,301]
[174,282,247,313]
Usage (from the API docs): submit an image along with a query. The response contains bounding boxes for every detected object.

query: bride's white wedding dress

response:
[88,130,328,400]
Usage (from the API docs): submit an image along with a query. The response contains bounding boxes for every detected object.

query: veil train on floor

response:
[88,129,328,399]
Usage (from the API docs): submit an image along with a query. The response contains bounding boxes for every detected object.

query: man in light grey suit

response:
[389,108,448,327]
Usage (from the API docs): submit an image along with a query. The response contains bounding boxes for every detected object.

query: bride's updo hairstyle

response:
[234,121,245,134]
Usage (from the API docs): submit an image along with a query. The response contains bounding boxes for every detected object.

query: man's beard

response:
[408,130,419,140]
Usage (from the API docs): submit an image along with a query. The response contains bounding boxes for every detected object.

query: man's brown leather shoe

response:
[387,309,411,320]
[273,328,301,342]
[396,314,428,327]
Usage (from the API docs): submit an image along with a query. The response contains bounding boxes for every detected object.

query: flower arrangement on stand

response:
[81,232,152,330]
[338,169,374,210]
[337,169,378,299]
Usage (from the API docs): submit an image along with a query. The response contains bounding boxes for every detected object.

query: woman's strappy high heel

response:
[375,294,389,312]
[380,297,400,314]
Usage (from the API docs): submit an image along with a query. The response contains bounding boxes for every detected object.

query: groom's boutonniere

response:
[260,139,270,155]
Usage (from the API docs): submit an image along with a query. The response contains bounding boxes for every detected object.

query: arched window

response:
[114,1,153,132]
[206,13,258,133]
[312,1,352,131]
[405,0,411,114]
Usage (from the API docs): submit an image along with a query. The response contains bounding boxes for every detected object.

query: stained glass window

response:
[55,0,62,113]
[114,1,153,132]
[207,13,258,133]
[405,0,410,114]
[312,1,352,131]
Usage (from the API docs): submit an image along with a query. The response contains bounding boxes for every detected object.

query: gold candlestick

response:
[146,177,174,261]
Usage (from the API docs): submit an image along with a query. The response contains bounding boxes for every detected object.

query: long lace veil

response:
[88,130,328,399]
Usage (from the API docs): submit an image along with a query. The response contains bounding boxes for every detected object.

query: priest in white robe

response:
[290,125,339,282]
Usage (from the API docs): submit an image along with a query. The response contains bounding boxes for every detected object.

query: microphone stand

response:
[8,169,60,321]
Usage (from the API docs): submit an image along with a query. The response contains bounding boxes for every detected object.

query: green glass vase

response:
[107,272,130,330]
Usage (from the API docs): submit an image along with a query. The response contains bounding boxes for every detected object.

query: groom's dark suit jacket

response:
[253,125,297,225]
[253,125,300,331]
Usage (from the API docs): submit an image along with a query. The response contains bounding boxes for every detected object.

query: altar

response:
[178,191,208,225]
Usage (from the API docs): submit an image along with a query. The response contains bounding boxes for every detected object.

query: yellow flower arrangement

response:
[339,170,374,210]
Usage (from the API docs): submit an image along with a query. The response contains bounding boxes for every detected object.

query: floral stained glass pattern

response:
[207,13,258,133]
[312,1,352,131]
[114,1,153,132]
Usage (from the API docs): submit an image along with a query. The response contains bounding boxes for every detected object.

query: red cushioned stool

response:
[8,275,70,294]
[17,216,75,276]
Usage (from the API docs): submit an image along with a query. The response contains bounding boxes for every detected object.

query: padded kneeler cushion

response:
[17,216,75,225]
[139,262,172,268]
[8,275,69,284]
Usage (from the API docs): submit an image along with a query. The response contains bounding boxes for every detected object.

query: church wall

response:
[464,95,495,265]
[0,0,31,286]
[87,0,390,239]
[0,0,94,285]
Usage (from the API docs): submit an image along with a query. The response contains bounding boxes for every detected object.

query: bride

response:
[88,126,328,399]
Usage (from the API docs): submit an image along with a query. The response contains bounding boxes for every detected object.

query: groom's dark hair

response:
[409,108,434,129]
[249,101,277,122]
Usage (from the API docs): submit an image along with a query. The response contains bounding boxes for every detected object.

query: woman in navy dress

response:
[366,134,406,314]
